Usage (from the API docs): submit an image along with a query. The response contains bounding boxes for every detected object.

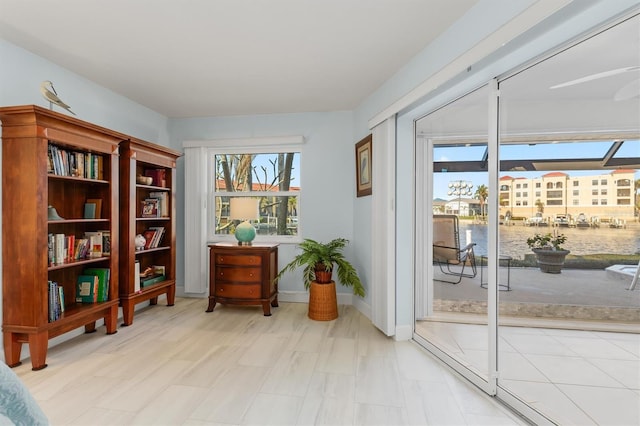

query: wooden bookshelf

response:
[118,139,181,326]
[0,105,121,370]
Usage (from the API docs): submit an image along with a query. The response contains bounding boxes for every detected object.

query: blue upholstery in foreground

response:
[0,362,48,425]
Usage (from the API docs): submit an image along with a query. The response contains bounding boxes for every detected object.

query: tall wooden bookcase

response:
[119,139,181,325]
[0,105,121,370]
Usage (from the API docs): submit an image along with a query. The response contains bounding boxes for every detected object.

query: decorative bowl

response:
[136,175,153,185]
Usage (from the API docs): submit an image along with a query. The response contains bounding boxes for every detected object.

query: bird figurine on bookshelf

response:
[40,80,75,115]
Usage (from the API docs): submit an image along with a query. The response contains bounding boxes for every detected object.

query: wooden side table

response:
[207,243,279,315]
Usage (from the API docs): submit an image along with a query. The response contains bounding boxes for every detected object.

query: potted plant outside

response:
[275,238,365,320]
[526,232,570,274]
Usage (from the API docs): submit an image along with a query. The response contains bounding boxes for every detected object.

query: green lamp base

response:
[235,220,256,245]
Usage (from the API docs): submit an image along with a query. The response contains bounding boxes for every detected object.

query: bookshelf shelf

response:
[1,105,121,370]
[119,139,181,326]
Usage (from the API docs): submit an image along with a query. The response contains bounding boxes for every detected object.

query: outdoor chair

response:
[433,214,477,284]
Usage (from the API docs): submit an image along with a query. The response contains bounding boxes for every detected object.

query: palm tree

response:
[474,184,488,217]
[535,198,545,214]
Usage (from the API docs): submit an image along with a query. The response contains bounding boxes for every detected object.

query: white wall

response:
[168,111,358,299]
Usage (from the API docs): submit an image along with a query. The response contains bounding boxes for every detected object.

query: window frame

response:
[203,137,305,244]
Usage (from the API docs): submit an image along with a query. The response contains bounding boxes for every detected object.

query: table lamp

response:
[230,197,259,245]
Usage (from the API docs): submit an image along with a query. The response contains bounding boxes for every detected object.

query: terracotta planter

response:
[532,248,570,274]
[314,265,333,283]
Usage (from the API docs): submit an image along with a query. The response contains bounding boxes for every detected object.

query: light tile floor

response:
[416,320,640,425]
[12,299,525,425]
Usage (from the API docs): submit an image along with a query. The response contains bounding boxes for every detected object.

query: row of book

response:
[48,231,110,266]
[47,267,111,323]
[48,143,104,180]
[141,192,169,217]
[141,227,165,249]
[48,281,65,323]
[76,267,110,303]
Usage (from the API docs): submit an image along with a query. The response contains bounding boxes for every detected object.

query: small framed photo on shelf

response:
[355,134,372,197]
[141,198,159,218]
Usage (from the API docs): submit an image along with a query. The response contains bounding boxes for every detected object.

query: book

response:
[54,233,65,265]
[149,191,169,217]
[140,274,166,288]
[48,281,62,322]
[48,233,55,266]
[152,265,166,276]
[149,226,165,248]
[134,261,141,293]
[83,267,110,302]
[86,198,103,218]
[98,230,111,255]
[84,231,103,258]
[75,275,99,303]
[143,229,156,249]
[84,201,95,219]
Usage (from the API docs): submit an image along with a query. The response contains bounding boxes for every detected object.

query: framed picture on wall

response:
[355,134,372,197]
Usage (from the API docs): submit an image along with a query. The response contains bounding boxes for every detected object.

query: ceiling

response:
[0,0,477,118]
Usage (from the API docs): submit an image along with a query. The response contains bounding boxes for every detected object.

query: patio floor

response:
[433,266,640,326]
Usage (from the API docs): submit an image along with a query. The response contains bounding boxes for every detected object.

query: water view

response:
[459,221,640,259]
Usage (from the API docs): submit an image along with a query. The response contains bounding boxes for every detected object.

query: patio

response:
[433,265,640,329]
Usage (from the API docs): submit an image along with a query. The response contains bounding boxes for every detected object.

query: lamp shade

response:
[229,197,259,245]
[229,197,259,220]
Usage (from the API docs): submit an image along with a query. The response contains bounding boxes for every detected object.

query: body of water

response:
[458,221,640,259]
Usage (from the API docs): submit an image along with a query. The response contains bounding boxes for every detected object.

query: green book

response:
[140,274,166,288]
[83,268,110,302]
[76,275,99,303]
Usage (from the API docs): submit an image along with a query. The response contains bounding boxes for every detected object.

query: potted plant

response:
[275,238,365,320]
[526,231,570,274]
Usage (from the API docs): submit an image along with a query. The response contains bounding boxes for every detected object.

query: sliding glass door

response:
[413,13,639,424]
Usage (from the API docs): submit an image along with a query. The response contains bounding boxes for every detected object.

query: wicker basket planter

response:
[308,280,338,321]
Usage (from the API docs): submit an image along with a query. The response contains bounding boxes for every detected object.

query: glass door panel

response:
[497,14,640,425]
[414,85,493,384]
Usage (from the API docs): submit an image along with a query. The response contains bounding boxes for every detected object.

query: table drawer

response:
[215,283,261,299]
[216,266,261,282]
[215,254,262,266]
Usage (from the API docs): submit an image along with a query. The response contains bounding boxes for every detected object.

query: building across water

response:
[498,169,636,222]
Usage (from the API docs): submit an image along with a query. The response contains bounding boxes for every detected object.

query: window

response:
[617,179,631,186]
[210,152,301,241]
[536,182,541,188]
[573,181,579,187]
[515,192,521,197]
[573,199,579,205]
[535,191,541,197]
[592,189,599,195]
[592,199,598,205]
[547,190,562,198]
[601,199,608,205]
[523,183,528,189]
[573,190,579,196]
[601,189,607,195]
[522,200,528,206]
[601,179,607,185]
[592,179,598,185]
[523,191,528,197]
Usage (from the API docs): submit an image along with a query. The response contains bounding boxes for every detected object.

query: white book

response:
[134,261,141,293]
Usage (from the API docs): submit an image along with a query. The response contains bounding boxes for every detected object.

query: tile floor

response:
[12,298,525,425]
[416,320,640,425]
